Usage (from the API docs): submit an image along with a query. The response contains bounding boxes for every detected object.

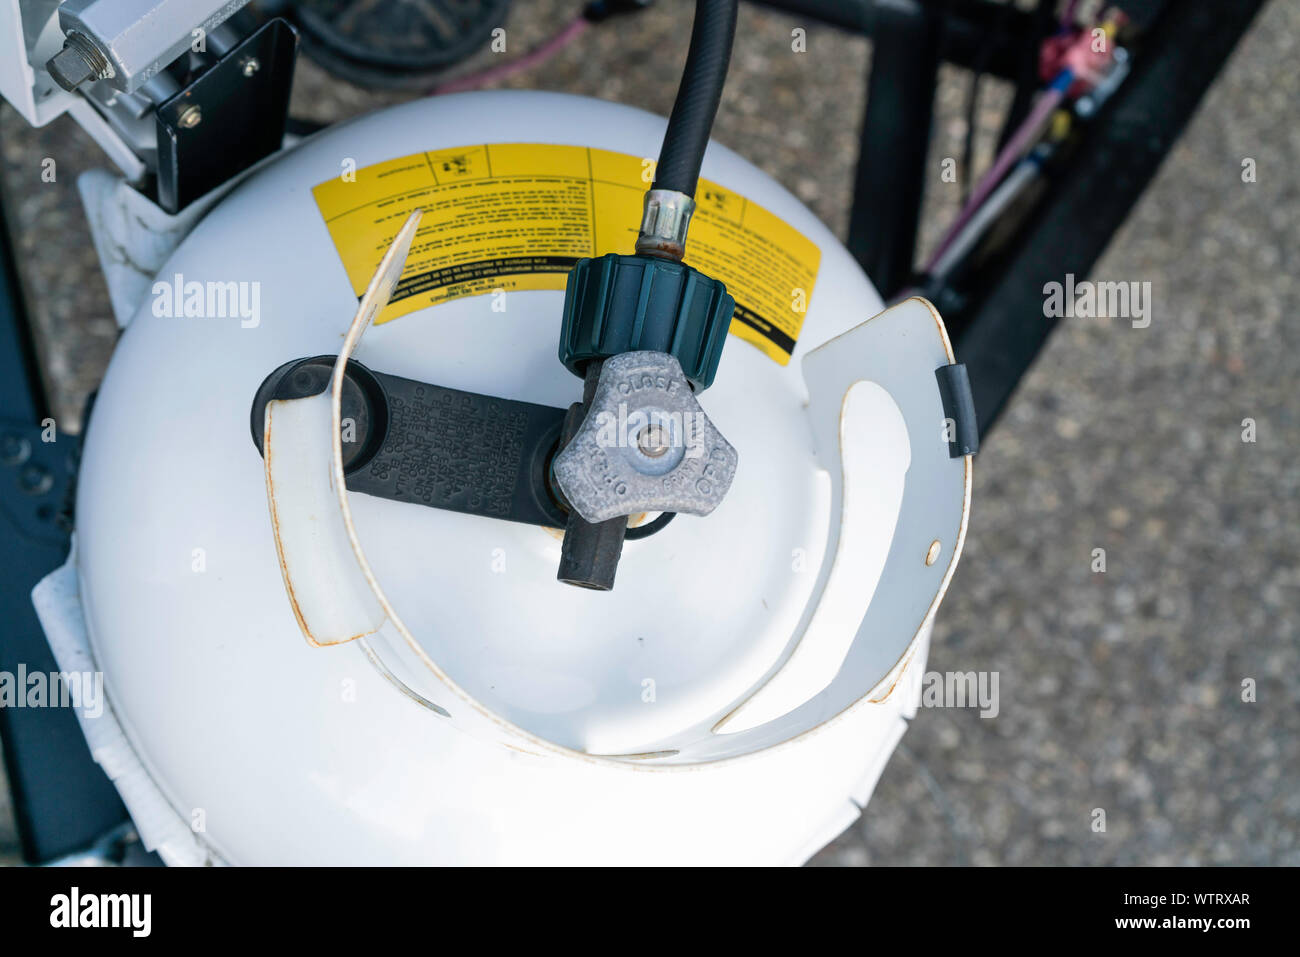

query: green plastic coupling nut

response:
[558,253,735,391]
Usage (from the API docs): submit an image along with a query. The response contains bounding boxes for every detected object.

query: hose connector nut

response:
[558,253,734,392]
[46,32,114,92]
[636,189,696,260]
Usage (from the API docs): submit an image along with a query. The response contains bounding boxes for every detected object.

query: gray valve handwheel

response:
[552,351,739,524]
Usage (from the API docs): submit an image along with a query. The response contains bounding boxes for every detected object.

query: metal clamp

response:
[635,188,696,260]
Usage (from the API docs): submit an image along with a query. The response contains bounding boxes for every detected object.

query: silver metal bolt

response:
[637,424,671,458]
[0,432,31,466]
[177,104,202,129]
[19,463,53,496]
[241,57,260,77]
[45,33,113,92]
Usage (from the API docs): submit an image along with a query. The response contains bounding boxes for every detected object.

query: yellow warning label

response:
[312,144,821,364]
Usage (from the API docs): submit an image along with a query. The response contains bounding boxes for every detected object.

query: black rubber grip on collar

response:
[935,362,979,458]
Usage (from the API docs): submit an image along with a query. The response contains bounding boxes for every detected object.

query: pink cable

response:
[924,78,1067,272]
[430,16,590,96]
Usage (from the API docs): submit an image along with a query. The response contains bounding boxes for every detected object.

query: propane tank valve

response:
[552,0,740,589]
[552,351,738,524]
[552,240,740,589]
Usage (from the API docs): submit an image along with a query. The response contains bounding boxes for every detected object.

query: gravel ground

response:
[1,0,1295,865]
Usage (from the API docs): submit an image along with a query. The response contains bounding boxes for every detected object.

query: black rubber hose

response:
[652,0,739,198]
[624,511,676,540]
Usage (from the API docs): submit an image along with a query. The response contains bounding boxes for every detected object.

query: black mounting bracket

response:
[155,18,298,214]
[250,356,571,529]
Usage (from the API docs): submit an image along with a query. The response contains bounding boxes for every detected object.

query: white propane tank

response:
[65,90,971,865]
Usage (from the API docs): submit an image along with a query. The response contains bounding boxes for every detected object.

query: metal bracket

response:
[251,356,570,530]
[155,17,296,213]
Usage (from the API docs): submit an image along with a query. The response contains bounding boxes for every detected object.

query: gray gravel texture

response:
[1,0,1295,865]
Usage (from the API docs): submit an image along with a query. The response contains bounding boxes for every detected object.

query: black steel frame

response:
[757,0,1268,431]
[940,0,1269,430]
[0,186,130,863]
